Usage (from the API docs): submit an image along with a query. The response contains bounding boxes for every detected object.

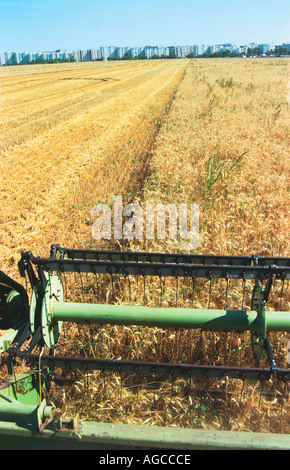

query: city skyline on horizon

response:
[1,39,288,56]
[1,41,289,66]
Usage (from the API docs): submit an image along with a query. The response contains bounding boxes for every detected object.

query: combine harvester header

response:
[0,245,289,449]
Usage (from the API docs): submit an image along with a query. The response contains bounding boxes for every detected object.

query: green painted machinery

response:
[0,245,289,449]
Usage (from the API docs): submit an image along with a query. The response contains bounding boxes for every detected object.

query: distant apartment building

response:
[0,51,16,65]
[175,46,183,57]
[116,47,129,59]
[193,44,210,57]
[238,45,248,55]
[14,51,28,64]
[73,49,86,61]
[100,46,117,60]
[33,52,42,61]
[209,43,234,54]
[81,49,91,61]
[258,43,275,54]
[144,46,170,58]
[248,42,258,50]
[116,47,124,59]
[143,48,152,59]
[231,45,239,53]
[168,46,176,56]
[73,49,91,61]
[155,46,169,57]
[73,50,81,62]
[0,52,5,66]
[128,47,141,58]
[90,48,102,60]
[142,47,154,58]
[175,46,192,58]
[55,50,70,60]
[208,44,228,54]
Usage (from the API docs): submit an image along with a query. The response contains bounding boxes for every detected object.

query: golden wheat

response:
[0,59,187,276]
[49,59,290,434]
[1,58,290,434]
[126,58,290,433]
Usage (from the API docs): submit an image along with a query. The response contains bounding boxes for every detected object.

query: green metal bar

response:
[64,421,290,450]
[0,419,289,450]
[265,311,290,332]
[0,322,27,354]
[0,402,52,420]
[51,302,290,333]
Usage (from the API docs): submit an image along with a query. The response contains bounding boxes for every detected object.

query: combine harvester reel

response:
[0,244,289,449]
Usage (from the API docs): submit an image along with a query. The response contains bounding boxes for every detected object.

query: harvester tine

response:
[79,272,85,303]
[170,369,174,405]
[159,274,163,307]
[281,381,289,415]
[278,381,286,419]
[143,274,146,306]
[259,378,264,408]
[73,271,78,292]
[153,372,157,402]
[208,274,213,309]
[192,276,195,308]
[239,378,246,405]
[111,273,114,303]
[101,365,105,392]
[265,270,275,303]
[95,272,100,301]
[84,367,89,396]
[135,367,139,401]
[222,376,229,408]
[88,273,96,302]
[128,274,131,302]
[61,270,68,301]
[23,271,29,296]
[280,279,285,310]
[120,368,123,401]
[241,275,246,310]
[224,275,229,310]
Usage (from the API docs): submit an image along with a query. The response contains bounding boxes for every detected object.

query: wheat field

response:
[0,59,187,276]
[0,58,290,435]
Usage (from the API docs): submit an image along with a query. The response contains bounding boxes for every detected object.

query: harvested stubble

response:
[0,59,187,276]
[1,58,290,434]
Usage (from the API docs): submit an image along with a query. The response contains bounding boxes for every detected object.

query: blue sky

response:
[0,0,289,52]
